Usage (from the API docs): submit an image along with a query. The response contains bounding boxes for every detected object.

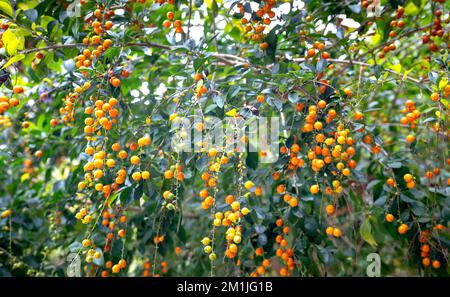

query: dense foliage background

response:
[0,0,449,277]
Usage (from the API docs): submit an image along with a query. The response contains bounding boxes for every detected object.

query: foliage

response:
[0,0,449,277]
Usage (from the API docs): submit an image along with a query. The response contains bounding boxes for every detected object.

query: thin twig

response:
[16,42,425,85]
[187,0,192,40]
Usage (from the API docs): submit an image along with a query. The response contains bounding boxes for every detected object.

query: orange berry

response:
[193,73,202,81]
[118,229,126,238]
[130,156,140,165]
[13,86,24,94]
[306,48,316,57]
[118,259,127,268]
[260,42,269,50]
[398,223,409,234]
[276,218,283,227]
[343,88,352,97]
[432,260,441,269]
[325,204,335,215]
[291,144,300,153]
[403,174,413,183]
[332,228,341,238]
[173,20,182,28]
[289,197,298,207]
[430,92,439,102]
[406,134,415,143]
[326,227,334,235]
[111,78,121,87]
[310,184,319,194]
[162,20,171,28]
[385,214,394,222]
[164,170,174,179]
[255,247,264,256]
[112,264,121,273]
[387,178,395,187]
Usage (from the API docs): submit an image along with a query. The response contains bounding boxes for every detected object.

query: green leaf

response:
[246,152,258,169]
[104,47,120,61]
[288,92,299,103]
[336,27,344,39]
[2,54,25,68]
[316,59,327,73]
[17,0,40,10]
[360,218,377,247]
[228,26,241,42]
[404,2,419,16]
[387,63,402,74]
[428,72,438,83]
[2,28,26,55]
[371,32,381,45]
[213,95,224,108]
[132,183,144,202]
[438,77,448,90]
[107,192,119,207]
[400,194,415,203]
[0,0,13,18]
[304,217,318,237]
[316,245,332,264]
[348,4,361,13]
[119,186,133,206]
[24,9,38,23]
[387,161,402,168]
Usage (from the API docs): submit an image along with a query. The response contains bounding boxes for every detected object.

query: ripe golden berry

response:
[310,184,319,194]
[430,92,439,102]
[82,239,91,247]
[406,134,415,143]
[193,73,202,81]
[398,223,409,234]
[130,156,140,165]
[353,111,363,120]
[305,48,315,58]
[132,171,142,181]
[13,86,24,94]
[386,178,395,187]
[244,180,254,190]
[112,264,121,273]
[142,171,150,180]
[289,198,298,207]
[1,209,12,219]
[332,228,341,238]
[257,94,265,103]
[111,78,121,87]
[164,170,174,179]
[325,204,335,215]
[403,174,413,183]
[260,42,269,50]
[385,214,394,222]
[432,260,441,269]
[325,226,334,235]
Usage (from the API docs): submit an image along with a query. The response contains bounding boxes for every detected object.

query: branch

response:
[290,58,425,85]
[18,41,174,54]
[17,42,425,85]
[123,42,171,50]
[19,43,88,54]
[356,24,433,59]
[187,0,192,40]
